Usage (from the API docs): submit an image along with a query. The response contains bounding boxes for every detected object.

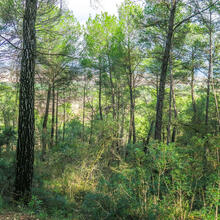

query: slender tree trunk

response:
[167,80,172,145]
[155,0,177,141]
[82,78,86,142]
[211,76,220,131]
[144,121,155,152]
[167,54,173,145]
[41,85,51,161]
[191,49,197,117]
[205,18,212,127]
[50,82,55,147]
[171,73,177,143]
[63,89,66,142]
[99,67,103,120]
[128,70,135,144]
[203,11,213,192]
[108,56,116,120]
[89,99,94,145]
[55,90,59,145]
[14,0,38,202]
[128,46,136,144]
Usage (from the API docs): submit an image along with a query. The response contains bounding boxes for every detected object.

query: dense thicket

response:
[0,0,219,219]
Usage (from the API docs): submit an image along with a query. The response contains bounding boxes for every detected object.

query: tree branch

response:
[0,34,21,50]
[173,0,219,31]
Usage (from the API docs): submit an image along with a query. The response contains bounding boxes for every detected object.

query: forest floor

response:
[0,212,38,220]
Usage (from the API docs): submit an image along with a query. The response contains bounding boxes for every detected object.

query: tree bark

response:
[191,48,197,117]
[205,15,212,127]
[154,0,177,141]
[167,77,172,145]
[63,89,66,142]
[82,77,86,141]
[41,85,51,161]
[171,72,177,143]
[14,0,38,202]
[55,90,59,145]
[108,55,116,120]
[50,81,55,147]
[99,67,103,120]
[144,121,154,152]
[128,47,136,144]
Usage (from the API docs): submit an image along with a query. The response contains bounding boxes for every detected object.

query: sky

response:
[65,0,124,23]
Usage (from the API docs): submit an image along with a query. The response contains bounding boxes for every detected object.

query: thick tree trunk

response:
[154,1,176,141]
[14,0,38,202]
[55,90,59,145]
[50,82,55,147]
[41,85,51,161]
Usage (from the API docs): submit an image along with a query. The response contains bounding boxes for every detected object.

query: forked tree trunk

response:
[14,0,38,202]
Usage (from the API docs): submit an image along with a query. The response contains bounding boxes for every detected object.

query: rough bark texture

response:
[41,85,51,161]
[154,0,176,141]
[14,0,38,202]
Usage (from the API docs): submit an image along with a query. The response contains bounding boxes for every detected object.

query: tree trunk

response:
[55,90,59,145]
[171,73,177,143]
[167,54,173,145]
[154,0,177,141]
[128,47,136,144]
[205,16,212,127]
[14,0,37,202]
[89,99,94,145]
[41,85,51,161]
[82,78,86,142]
[50,82,55,147]
[191,48,197,117]
[63,89,66,142]
[144,121,154,152]
[99,67,103,120]
[108,55,116,120]
[167,80,172,145]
